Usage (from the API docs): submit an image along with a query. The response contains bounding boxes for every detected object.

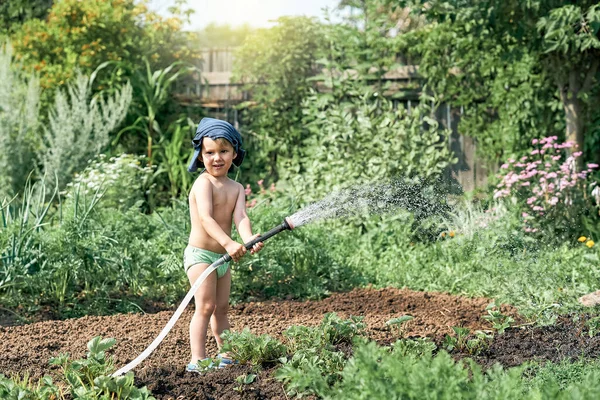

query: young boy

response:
[184,117,263,373]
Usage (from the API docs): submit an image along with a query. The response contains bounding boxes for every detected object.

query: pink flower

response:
[532,139,539,144]
[531,149,540,155]
[548,197,559,206]
[521,156,528,161]
[546,172,557,179]
[257,179,264,186]
[270,183,276,192]
[522,212,529,218]
[588,163,599,169]
[573,151,583,157]
[552,155,561,161]
[245,184,252,196]
[493,190,509,199]
[527,197,537,205]
[501,163,509,169]
[249,199,258,208]
[532,206,544,211]
[521,182,531,187]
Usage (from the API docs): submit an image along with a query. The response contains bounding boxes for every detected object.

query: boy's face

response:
[200,138,237,177]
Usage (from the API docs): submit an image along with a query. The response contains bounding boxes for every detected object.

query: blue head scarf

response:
[187,118,246,173]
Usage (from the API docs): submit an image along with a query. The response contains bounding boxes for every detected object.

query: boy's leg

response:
[210,267,231,350]
[187,262,217,364]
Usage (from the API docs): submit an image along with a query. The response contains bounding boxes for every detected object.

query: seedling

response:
[386,315,414,338]
[483,303,514,334]
[586,316,600,337]
[196,357,221,373]
[234,373,256,393]
[392,337,437,357]
[443,326,470,352]
[466,330,493,355]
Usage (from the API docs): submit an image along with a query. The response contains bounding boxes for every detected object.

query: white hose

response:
[112,258,226,376]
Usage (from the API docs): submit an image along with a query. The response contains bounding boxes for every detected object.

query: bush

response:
[494,136,599,240]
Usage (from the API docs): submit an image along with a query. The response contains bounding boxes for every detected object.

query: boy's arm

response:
[195,179,245,259]
[233,184,263,254]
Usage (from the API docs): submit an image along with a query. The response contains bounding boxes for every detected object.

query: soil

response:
[1,287,598,399]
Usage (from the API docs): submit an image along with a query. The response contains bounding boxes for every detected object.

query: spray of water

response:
[288,179,450,228]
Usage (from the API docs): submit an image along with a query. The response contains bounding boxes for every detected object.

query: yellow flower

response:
[578,236,587,242]
[449,231,455,238]
[586,240,595,248]
[440,232,446,238]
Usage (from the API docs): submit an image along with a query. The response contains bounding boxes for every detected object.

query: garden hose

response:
[112,218,294,376]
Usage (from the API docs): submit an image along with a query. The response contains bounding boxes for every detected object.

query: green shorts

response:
[183,245,230,279]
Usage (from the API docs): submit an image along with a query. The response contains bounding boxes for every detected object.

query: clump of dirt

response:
[0,287,594,399]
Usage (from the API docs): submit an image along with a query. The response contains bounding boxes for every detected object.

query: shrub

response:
[494,136,598,239]
[40,71,132,190]
[0,41,39,198]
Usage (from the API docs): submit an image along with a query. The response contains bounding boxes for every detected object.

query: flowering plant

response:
[63,154,154,210]
[494,136,598,237]
[244,179,278,209]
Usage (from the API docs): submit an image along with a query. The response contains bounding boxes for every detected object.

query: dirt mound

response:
[1,287,596,399]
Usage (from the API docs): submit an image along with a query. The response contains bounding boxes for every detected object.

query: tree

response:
[403,0,600,166]
[233,16,325,183]
[0,0,52,33]
[10,0,198,93]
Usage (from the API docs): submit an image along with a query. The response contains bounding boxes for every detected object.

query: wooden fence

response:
[175,48,497,191]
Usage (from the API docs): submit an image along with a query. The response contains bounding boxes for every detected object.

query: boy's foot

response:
[216,353,239,369]
[186,363,201,373]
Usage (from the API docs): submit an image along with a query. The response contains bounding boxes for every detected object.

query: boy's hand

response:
[225,241,246,262]
[248,233,264,255]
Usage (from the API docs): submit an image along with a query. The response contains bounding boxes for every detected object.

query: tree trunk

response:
[557,71,585,170]
[561,93,584,152]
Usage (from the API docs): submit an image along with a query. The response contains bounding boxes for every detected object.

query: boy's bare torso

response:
[188,174,241,253]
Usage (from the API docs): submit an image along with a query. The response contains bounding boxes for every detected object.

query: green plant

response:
[114,59,195,165]
[234,373,256,393]
[483,303,515,334]
[0,176,53,298]
[0,40,39,198]
[465,331,494,356]
[443,326,471,352]
[386,315,414,338]
[391,337,437,358]
[64,153,154,211]
[494,137,598,240]
[586,316,600,337]
[221,328,287,365]
[155,117,195,199]
[49,336,154,399]
[40,69,132,190]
